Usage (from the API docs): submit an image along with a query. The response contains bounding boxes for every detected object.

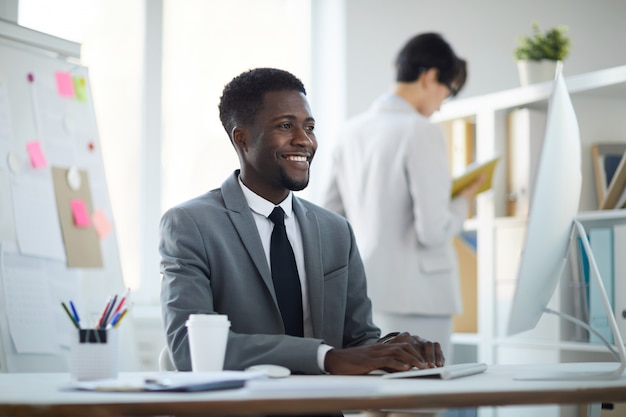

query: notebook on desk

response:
[382,362,488,380]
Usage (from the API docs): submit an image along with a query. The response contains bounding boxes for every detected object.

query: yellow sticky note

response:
[73,76,88,102]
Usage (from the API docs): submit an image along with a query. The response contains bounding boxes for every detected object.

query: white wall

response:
[344,0,626,115]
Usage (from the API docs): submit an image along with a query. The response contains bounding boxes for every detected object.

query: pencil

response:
[61,302,79,329]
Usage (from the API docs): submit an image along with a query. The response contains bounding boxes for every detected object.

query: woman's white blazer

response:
[322,94,469,315]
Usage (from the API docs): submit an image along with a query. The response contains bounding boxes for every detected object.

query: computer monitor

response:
[505,74,626,380]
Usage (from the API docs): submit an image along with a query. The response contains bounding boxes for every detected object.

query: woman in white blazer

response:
[322,33,483,360]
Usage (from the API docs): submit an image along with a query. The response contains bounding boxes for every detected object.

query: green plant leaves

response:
[514,22,571,61]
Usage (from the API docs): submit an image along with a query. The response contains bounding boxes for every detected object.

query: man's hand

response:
[324,332,444,375]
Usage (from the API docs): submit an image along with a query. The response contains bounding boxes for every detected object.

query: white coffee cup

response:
[186,314,230,372]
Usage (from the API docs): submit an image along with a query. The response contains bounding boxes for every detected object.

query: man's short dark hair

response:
[395,33,467,94]
[218,68,307,139]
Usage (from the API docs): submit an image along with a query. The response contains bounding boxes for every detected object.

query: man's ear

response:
[232,126,248,152]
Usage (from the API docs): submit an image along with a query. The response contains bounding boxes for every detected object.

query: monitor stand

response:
[513,220,626,381]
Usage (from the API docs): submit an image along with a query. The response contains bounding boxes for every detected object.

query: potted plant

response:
[514,22,571,86]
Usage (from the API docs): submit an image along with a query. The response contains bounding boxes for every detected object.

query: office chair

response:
[158,345,176,371]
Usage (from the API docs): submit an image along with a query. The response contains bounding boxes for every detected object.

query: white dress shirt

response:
[238,176,332,370]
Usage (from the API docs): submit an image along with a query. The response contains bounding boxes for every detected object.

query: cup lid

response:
[186,314,230,325]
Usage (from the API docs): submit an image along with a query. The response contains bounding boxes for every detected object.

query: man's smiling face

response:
[236,89,317,204]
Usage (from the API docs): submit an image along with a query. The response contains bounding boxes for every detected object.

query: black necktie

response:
[268,206,304,337]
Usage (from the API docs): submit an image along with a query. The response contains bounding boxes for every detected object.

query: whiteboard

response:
[0,21,137,372]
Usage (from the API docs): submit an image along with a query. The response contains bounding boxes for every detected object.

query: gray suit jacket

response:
[160,171,380,373]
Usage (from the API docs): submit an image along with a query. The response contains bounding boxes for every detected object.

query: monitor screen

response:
[507,74,582,336]
[502,74,625,380]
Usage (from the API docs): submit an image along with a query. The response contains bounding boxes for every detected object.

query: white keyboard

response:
[381,362,488,380]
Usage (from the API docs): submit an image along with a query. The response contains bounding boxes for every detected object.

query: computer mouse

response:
[245,364,291,378]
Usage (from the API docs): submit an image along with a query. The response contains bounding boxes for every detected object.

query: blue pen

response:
[107,310,123,329]
[69,300,81,328]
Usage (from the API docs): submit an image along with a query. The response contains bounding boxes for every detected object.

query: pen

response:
[112,308,128,328]
[102,294,118,327]
[61,302,79,329]
[112,288,130,317]
[97,296,112,329]
[68,300,81,327]
[106,309,122,329]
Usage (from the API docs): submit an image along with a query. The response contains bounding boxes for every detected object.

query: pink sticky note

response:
[92,208,112,238]
[26,140,47,168]
[70,199,91,228]
[55,71,75,97]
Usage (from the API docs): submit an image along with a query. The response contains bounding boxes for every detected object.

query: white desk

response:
[1,364,625,416]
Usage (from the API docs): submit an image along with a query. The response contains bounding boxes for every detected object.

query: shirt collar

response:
[238,175,294,219]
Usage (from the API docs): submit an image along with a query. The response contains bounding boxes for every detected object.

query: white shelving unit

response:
[436,65,626,417]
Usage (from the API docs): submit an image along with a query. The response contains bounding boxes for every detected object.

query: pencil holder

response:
[69,329,118,381]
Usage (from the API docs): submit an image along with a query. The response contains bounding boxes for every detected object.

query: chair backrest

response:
[158,345,176,371]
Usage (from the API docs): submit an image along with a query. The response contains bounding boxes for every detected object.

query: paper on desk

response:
[70,371,266,392]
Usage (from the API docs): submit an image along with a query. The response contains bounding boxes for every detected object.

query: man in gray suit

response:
[160,68,443,376]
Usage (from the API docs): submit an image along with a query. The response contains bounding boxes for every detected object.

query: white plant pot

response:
[517,60,563,86]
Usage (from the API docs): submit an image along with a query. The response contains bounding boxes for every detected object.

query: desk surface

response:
[1,363,626,416]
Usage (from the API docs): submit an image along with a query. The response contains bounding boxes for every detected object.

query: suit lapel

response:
[293,198,324,338]
[221,172,276,300]
[221,172,325,336]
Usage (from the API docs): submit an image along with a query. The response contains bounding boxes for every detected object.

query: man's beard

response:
[279,166,309,192]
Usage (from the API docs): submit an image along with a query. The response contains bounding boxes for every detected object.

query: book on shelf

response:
[452,236,477,333]
[569,236,590,342]
[448,118,475,176]
[506,108,547,217]
[613,224,626,340]
[451,156,500,198]
[443,118,478,217]
[588,227,614,345]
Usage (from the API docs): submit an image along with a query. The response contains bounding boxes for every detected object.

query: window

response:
[18,0,311,304]
[161,0,311,209]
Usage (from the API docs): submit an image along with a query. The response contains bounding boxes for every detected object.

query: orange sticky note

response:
[92,208,112,238]
[70,199,91,228]
[26,140,47,168]
[55,71,75,97]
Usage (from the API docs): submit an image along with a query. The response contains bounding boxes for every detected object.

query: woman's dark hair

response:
[395,33,467,95]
